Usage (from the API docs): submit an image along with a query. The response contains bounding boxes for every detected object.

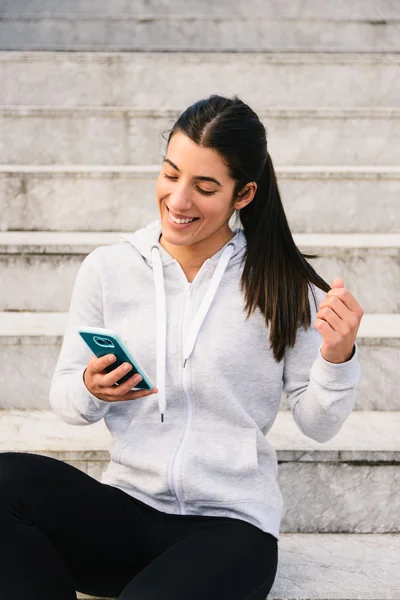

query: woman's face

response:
[156,132,238,249]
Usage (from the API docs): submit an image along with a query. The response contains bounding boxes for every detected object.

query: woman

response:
[0,95,363,600]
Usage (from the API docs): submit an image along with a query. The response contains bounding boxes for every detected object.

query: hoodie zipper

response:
[171,282,193,514]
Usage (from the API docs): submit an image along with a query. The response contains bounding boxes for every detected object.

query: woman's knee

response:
[0,452,28,482]
[0,452,67,518]
[0,451,56,485]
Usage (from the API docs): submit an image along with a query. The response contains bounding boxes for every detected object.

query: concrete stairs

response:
[1,52,399,108]
[0,107,399,166]
[0,0,399,52]
[0,0,399,598]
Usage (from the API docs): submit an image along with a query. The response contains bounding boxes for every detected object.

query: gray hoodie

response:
[49,218,361,540]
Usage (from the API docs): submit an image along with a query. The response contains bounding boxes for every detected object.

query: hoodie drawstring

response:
[151,246,167,422]
[151,243,235,422]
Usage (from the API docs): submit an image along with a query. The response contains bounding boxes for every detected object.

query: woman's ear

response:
[234,182,257,210]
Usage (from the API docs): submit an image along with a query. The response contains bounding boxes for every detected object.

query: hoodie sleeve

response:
[282,284,361,443]
[49,248,112,426]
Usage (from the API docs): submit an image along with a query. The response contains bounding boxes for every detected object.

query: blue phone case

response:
[77,326,154,390]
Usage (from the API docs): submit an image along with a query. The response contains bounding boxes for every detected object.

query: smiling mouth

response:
[167,207,200,223]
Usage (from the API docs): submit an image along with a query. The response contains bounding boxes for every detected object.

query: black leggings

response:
[0,452,278,600]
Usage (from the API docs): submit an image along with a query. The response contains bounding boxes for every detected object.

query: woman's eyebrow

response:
[163,158,222,187]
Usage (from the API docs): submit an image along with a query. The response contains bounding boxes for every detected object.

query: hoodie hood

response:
[119,218,247,422]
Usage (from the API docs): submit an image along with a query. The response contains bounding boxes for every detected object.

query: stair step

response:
[0,311,398,412]
[0,231,399,313]
[1,106,398,166]
[1,409,400,533]
[0,13,398,53]
[1,165,398,234]
[1,52,398,108]
[2,0,398,19]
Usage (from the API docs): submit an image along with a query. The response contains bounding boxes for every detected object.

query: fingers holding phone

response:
[84,354,159,403]
[78,326,157,403]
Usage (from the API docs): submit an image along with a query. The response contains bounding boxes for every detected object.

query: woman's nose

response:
[168,184,193,210]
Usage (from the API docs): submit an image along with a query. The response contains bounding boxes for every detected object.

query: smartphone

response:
[77,326,154,390]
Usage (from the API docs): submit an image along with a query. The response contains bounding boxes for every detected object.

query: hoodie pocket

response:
[181,422,265,504]
[108,417,180,501]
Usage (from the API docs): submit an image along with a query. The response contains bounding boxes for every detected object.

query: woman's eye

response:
[198,188,215,196]
[164,174,215,196]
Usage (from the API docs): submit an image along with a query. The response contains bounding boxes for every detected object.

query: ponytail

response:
[238,153,331,362]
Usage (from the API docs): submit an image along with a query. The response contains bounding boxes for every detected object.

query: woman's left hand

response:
[315,277,364,364]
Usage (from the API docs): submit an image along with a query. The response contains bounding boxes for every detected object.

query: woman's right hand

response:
[83,354,158,403]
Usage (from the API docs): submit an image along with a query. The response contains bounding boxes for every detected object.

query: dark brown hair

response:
[164,95,331,362]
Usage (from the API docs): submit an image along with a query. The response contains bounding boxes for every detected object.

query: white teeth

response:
[169,212,196,224]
